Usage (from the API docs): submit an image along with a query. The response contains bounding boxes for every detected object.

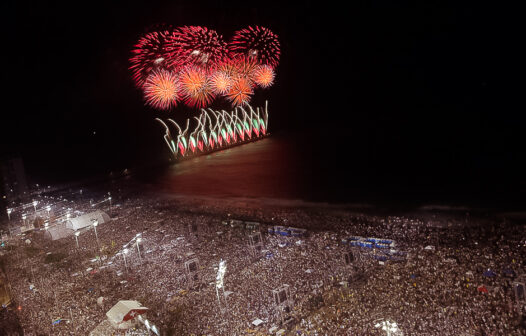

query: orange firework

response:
[233,56,258,83]
[210,71,233,95]
[179,66,215,108]
[143,69,181,110]
[225,76,254,106]
[253,65,275,88]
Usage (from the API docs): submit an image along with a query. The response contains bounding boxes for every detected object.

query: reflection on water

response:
[154,136,305,200]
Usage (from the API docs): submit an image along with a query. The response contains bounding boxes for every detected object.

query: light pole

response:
[136,237,142,263]
[123,249,129,272]
[22,214,27,227]
[92,220,99,243]
[108,197,112,215]
[46,205,51,219]
[74,231,80,248]
[32,200,38,213]
[7,208,12,237]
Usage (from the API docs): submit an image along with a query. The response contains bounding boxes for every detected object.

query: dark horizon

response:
[1,1,524,208]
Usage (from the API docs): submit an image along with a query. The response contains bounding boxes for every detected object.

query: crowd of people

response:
[0,182,524,335]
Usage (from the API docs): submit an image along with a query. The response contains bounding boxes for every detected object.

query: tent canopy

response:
[106,300,148,328]
[66,210,110,231]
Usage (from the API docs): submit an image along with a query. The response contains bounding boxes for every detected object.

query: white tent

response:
[44,222,75,240]
[66,210,110,231]
[106,300,148,329]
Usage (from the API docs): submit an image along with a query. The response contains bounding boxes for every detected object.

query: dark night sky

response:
[1,1,523,206]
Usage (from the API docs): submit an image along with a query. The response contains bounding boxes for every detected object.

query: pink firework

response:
[170,26,228,70]
[209,70,233,95]
[225,77,254,107]
[143,69,181,110]
[252,65,275,88]
[179,67,215,108]
[229,26,281,68]
[129,30,177,87]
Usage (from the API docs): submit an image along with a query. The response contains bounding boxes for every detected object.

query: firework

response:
[170,26,228,69]
[143,69,181,110]
[225,76,254,106]
[209,70,233,95]
[179,67,215,108]
[129,30,178,87]
[233,56,259,85]
[229,26,280,68]
[252,65,275,88]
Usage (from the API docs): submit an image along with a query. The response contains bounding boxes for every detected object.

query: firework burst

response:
[143,69,181,110]
[233,56,258,84]
[225,77,254,106]
[252,65,275,88]
[209,70,233,95]
[129,30,178,87]
[171,26,228,70]
[229,26,280,68]
[179,67,215,108]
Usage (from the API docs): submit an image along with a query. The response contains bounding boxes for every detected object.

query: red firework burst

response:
[209,70,233,95]
[229,26,281,68]
[225,77,254,107]
[129,30,178,87]
[170,26,228,70]
[252,65,275,88]
[179,67,215,108]
[143,69,181,110]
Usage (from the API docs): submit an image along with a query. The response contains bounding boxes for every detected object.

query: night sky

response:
[1,1,523,207]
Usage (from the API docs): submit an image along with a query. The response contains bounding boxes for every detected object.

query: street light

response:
[136,237,142,263]
[93,220,99,242]
[32,200,38,213]
[108,197,112,214]
[123,249,129,271]
[7,208,12,221]
[46,205,51,218]
[22,214,27,226]
[74,231,80,248]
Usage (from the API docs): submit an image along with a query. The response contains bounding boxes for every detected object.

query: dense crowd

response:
[0,185,525,335]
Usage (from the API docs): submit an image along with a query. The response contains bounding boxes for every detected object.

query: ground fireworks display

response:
[130,25,280,110]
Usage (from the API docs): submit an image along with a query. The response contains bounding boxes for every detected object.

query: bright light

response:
[33,200,38,207]
[123,248,129,254]
[137,238,142,243]
[216,259,227,289]
[75,231,80,237]
[46,206,51,211]
[7,208,12,214]
[375,321,399,336]
[93,220,98,227]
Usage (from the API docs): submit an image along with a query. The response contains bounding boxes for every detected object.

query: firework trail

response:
[143,69,181,110]
[229,26,281,68]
